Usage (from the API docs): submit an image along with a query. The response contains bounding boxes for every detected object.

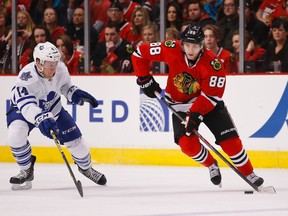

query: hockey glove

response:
[136,75,161,98]
[71,89,98,108]
[186,112,203,135]
[35,112,61,140]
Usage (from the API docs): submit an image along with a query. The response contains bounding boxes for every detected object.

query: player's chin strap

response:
[154,91,276,194]
[35,63,45,78]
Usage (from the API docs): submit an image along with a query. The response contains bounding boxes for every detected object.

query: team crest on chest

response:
[20,71,32,81]
[210,58,222,71]
[173,72,200,94]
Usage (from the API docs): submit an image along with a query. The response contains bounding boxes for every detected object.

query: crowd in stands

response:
[1,0,288,74]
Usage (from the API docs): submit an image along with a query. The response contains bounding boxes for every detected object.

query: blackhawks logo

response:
[126,44,134,53]
[164,40,176,48]
[210,58,222,71]
[173,72,200,94]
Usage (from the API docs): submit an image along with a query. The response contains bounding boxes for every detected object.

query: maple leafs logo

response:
[19,71,32,81]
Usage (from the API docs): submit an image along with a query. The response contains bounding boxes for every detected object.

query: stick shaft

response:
[50,130,84,197]
[154,92,259,192]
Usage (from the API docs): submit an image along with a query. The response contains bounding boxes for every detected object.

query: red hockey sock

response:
[178,135,215,167]
[220,137,253,176]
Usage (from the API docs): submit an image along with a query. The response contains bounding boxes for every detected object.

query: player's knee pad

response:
[65,137,90,158]
[219,136,243,156]
[178,135,202,157]
[7,120,29,148]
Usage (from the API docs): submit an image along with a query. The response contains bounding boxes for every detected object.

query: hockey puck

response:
[244,190,254,194]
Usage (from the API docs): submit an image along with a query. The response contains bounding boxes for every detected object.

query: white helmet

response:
[33,42,61,66]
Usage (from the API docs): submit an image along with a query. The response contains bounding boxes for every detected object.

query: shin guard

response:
[178,135,214,167]
[220,137,253,176]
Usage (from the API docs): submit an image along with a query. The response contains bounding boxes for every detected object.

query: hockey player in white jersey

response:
[7,41,107,190]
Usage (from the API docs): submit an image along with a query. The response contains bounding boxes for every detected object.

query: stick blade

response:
[258,186,276,194]
[76,180,84,197]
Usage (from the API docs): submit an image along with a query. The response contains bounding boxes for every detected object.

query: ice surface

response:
[0,163,287,216]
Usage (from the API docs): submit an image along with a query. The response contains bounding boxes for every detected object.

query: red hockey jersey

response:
[132,40,226,115]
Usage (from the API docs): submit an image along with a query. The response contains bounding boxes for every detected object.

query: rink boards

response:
[0,74,287,168]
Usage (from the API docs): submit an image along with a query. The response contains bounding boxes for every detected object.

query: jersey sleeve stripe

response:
[19,101,37,112]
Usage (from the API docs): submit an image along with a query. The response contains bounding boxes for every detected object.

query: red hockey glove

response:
[186,112,203,135]
[136,75,161,98]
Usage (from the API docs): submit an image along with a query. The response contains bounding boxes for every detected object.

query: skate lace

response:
[14,170,28,180]
[209,164,220,178]
[246,173,259,183]
[209,167,220,178]
[82,168,102,182]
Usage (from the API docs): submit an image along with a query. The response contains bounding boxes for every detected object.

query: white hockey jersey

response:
[11,61,76,125]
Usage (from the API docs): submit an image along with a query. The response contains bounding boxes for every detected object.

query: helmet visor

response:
[43,61,58,69]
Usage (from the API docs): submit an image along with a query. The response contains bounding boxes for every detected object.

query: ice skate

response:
[246,172,264,187]
[10,155,36,190]
[78,166,107,185]
[208,160,222,188]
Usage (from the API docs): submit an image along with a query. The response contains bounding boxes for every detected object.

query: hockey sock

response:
[178,135,215,167]
[65,137,91,170]
[220,137,253,176]
[10,141,32,170]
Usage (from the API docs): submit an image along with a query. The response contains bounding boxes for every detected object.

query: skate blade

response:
[11,181,32,191]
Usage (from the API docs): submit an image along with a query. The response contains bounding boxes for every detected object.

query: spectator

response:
[83,0,111,34]
[67,0,85,25]
[30,0,68,27]
[175,0,189,21]
[140,23,160,45]
[66,7,99,55]
[98,1,132,42]
[166,1,183,32]
[256,0,282,27]
[231,30,266,72]
[0,5,8,40]
[118,0,141,22]
[138,23,160,73]
[19,25,52,70]
[263,18,288,72]
[141,0,160,22]
[203,24,237,73]
[165,27,179,40]
[0,0,31,26]
[55,34,84,74]
[0,26,29,74]
[204,0,224,21]
[245,0,270,47]
[270,0,288,22]
[180,20,193,32]
[186,0,216,27]
[127,6,151,48]
[43,7,66,43]
[216,0,239,52]
[77,0,111,33]
[91,23,134,73]
[17,10,35,40]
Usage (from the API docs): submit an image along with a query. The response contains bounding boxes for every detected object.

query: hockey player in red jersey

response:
[132,24,264,188]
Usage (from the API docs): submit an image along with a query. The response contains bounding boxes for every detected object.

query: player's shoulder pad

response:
[17,63,39,85]
[55,61,71,81]
[163,40,179,48]
[204,49,223,71]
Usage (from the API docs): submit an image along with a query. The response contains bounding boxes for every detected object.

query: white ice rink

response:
[0,163,287,216]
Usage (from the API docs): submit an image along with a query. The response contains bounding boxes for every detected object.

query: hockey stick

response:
[50,130,84,197]
[154,92,276,194]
